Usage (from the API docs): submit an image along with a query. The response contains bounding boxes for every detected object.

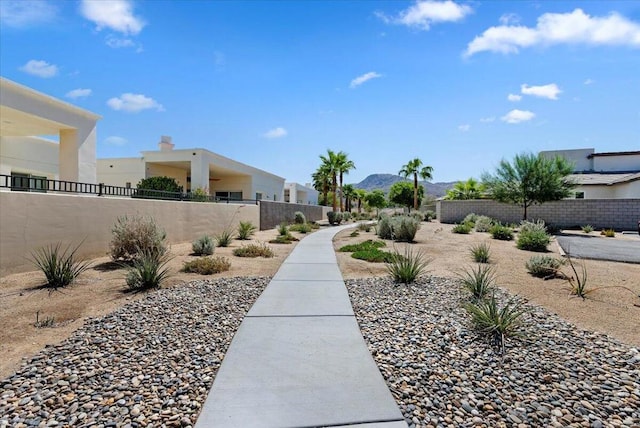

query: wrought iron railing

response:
[0,174,258,204]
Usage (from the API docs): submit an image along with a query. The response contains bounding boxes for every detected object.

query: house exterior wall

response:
[0,136,59,179]
[593,154,640,172]
[285,183,319,205]
[146,163,188,190]
[574,181,640,199]
[540,149,594,171]
[97,158,145,187]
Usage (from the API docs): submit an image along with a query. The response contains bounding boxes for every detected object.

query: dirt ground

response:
[1,221,639,379]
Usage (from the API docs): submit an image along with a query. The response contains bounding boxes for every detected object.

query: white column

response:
[190,154,209,192]
[59,123,97,183]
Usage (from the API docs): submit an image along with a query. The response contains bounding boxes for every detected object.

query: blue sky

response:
[1,0,639,185]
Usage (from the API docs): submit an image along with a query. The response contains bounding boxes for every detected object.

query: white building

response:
[284,182,319,205]
[540,148,640,199]
[97,136,286,201]
[0,77,101,185]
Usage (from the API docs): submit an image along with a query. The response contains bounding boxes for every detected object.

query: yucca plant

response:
[386,246,431,284]
[192,235,215,255]
[458,264,495,300]
[469,242,491,263]
[581,224,594,233]
[125,249,172,290]
[465,294,526,353]
[277,222,290,236]
[215,229,235,247]
[237,221,257,240]
[31,242,92,289]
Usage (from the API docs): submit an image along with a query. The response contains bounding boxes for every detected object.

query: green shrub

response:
[452,222,473,234]
[581,224,594,233]
[424,210,436,222]
[525,255,564,278]
[601,228,616,237]
[391,216,420,242]
[237,221,257,240]
[490,224,514,241]
[516,229,550,252]
[233,242,274,258]
[350,230,359,237]
[352,249,396,263]
[474,216,494,232]
[386,246,431,284]
[215,229,234,247]
[294,211,306,224]
[339,240,386,252]
[192,235,215,256]
[327,211,343,225]
[110,215,167,261]
[463,213,478,226]
[357,222,371,232]
[519,219,547,234]
[470,242,491,263]
[341,212,351,222]
[181,255,231,275]
[465,294,526,353]
[411,212,424,222]
[136,176,182,193]
[290,223,312,233]
[376,216,393,240]
[125,250,172,290]
[270,234,298,244]
[31,242,91,289]
[190,187,209,202]
[277,222,289,236]
[458,264,495,300]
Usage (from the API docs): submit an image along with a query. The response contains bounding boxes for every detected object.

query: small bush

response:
[181,256,231,275]
[526,255,564,278]
[516,229,550,252]
[110,215,167,261]
[31,242,91,289]
[352,249,396,263]
[357,222,371,232]
[452,222,473,234]
[474,216,494,233]
[391,216,420,242]
[269,234,298,244]
[237,221,257,240]
[490,224,514,241]
[290,223,312,234]
[328,211,343,225]
[216,229,235,247]
[339,240,386,252]
[424,210,436,222]
[233,242,274,258]
[470,242,491,263]
[601,228,616,237]
[350,230,359,237]
[277,222,290,236]
[125,250,172,290]
[411,212,424,222]
[465,294,526,353]
[342,212,351,222]
[581,224,594,233]
[463,213,478,226]
[192,235,215,256]
[519,219,547,234]
[34,312,55,328]
[294,211,306,224]
[458,264,495,300]
[387,246,431,284]
[377,216,393,240]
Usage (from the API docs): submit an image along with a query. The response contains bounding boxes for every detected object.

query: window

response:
[215,191,243,200]
[575,192,585,199]
[255,192,263,200]
[10,173,47,193]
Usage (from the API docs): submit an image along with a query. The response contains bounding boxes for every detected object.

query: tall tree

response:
[342,184,356,212]
[335,152,356,212]
[311,164,332,206]
[399,158,433,211]
[354,189,367,213]
[482,152,575,220]
[319,149,340,211]
[364,190,386,216]
[389,181,424,211]
[444,178,485,200]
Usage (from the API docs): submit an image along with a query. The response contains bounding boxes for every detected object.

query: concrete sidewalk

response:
[196,224,407,428]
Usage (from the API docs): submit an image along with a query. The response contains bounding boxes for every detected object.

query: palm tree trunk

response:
[413,172,418,211]
[332,175,337,211]
[339,172,344,212]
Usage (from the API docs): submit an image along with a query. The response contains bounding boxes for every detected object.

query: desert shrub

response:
[470,242,491,263]
[342,212,352,221]
[391,216,420,242]
[327,211,343,225]
[192,235,215,256]
[474,216,494,233]
[490,224,514,241]
[458,264,495,300]
[294,211,306,224]
[31,242,91,289]
[411,212,424,222]
[424,210,436,221]
[110,215,167,261]
[357,222,371,232]
[465,294,526,353]
[526,255,564,278]
[277,222,289,236]
[519,219,547,234]
[215,229,234,247]
[350,230,359,237]
[290,223,312,233]
[125,250,172,290]
[601,228,616,237]
[233,242,274,258]
[190,187,209,202]
[352,249,396,263]
[463,213,478,226]
[387,246,431,284]
[581,224,594,233]
[339,240,386,252]
[516,229,550,252]
[377,216,393,240]
[34,312,56,328]
[181,256,231,275]
[237,221,256,240]
[452,222,473,234]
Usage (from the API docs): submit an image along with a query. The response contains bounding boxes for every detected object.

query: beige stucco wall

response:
[593,154,640,172]
[541,149,594,172]
[0,191,259,275]
[579,181,640,199]
[97,158,145,187]
[0,136,59,178]
[146,163,188,190]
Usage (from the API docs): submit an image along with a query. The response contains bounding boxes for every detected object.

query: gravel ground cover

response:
[346,277,640,428]
[1,277,269,427]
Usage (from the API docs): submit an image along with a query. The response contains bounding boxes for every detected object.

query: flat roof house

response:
[97,136,286,202]
[284,182,319,205]
[540,148,640,199]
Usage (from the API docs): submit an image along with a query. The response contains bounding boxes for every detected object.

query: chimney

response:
[158,135,174,151]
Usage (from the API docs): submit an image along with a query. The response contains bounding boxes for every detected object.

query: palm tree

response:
[342,184,356,212]
[399,158,434,211]
[312,164,332,206]
[319,149,340,211]
[335,151,356,212]
[354,189,367,213]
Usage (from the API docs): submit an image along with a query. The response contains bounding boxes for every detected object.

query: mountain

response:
[354,174,456,198]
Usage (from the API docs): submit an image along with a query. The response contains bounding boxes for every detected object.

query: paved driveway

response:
[556,234,640,264]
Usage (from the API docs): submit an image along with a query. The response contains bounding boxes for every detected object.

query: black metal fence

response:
[0,174,258,204]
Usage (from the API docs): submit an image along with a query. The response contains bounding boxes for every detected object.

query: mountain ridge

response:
[353,173,456,198]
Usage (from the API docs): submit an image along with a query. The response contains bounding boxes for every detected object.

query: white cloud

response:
[458,124,470,132]
[107,93,164,113]
[480,116,496,123]
[466,8,640,56]
[79,0,145,35]
[499,13,520,26]
[501,109,535,124]
[350,71,382,88]
[521,83,561,100]
[377,0,472,30]
[0,0,57,27]
[262,127,288,139]
[19,59,58,78]
[584,78,595,85]
[104,136,127,146]
[507,93,522,102]
[65,88,92,99]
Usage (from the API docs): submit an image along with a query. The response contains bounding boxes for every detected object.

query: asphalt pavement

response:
[556,233,640,264]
